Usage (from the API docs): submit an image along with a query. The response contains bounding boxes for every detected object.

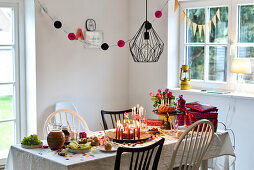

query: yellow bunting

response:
[203,24,206,35]
[212,16,217,28]
[187,17,192,31]
[198,25,203,38]
[181,10,186,24]
[192,23,197,37]
[208,21,212,33]
[174,0,180,12]
[216,9,220,21]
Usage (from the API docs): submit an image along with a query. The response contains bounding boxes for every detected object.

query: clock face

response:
[86,19,96,31]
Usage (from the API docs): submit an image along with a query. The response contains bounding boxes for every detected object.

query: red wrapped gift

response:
[145,119,164,126]
[186,102,217,112]
[186,110,218,132]
[177,111,191,126]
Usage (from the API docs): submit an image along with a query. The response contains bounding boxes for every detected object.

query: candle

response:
[133,128,135,140]
[121,128,123,140]
[137,121,140,140]
[115,121,118,139]
[124,119,126,131]
[127,125,130,140]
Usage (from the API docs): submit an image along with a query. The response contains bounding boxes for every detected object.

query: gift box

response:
[186,109,218,132]
[177,111,191,126]
[145,119,164,126]
[186,102,217,112]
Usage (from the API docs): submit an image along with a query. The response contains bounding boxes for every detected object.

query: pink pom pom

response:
[155,11,162,18]
[68,33,76,40]
[117,40,125,47]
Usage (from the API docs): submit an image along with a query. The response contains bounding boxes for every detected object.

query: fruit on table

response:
[21,134,42,145]
[69,141,91,150]
[104,143,112,151]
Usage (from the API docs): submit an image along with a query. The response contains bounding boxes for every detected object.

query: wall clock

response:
[86,19,96,31]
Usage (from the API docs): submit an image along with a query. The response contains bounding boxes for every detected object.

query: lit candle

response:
[121,128,123,140]
[137,121,140,140]
[115,121,118,139]
[124,119,126,131]
[133,128,136,140]
[128,124,130,140]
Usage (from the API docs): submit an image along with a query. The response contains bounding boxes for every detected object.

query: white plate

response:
[99,145,118,152]
[21,144,42,149]
[68,148,91,154]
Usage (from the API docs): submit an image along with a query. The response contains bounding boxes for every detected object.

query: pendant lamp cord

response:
[145,0,148,32]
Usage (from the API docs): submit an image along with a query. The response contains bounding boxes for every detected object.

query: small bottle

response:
[62,126,70,145]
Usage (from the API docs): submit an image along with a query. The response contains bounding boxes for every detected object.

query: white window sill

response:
[170,88,254,100]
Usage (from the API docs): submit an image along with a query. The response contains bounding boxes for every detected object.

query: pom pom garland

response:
[54,21,62,29]
[68,33,76,40]
[101,43,109,50]
[117,40,125,47]
[155,11,162,18]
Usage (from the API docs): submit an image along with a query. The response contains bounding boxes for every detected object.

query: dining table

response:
[5,129,235,170]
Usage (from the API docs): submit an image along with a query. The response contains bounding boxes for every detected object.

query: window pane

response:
[0,121,14,159]
[0,7,14,44]
[238,5,254,43]
[0,84,14,120]
[237,46,254,83]
[209,46,227,81]
[209,7,228,43]
[242,74,254,84]
[186,8,205,43]
[237,46,254,58]
[0,47,14,83]
[186,46,204,80]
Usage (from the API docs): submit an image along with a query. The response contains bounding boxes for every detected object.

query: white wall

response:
[128,0,179,118]
[35,0,130,138]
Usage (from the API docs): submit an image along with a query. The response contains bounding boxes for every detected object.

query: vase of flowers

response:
[149,88,175,109]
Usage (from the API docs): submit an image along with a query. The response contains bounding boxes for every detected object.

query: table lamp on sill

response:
[231,58,252,84]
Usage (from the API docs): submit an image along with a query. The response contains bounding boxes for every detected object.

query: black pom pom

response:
[101,43,109,50]
[145,21,152,30]
[54,21,62,29]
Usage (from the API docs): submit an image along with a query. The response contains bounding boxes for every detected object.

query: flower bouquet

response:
[150,88,177,113]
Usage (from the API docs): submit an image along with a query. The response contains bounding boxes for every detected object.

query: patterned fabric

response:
[186,102,217,112]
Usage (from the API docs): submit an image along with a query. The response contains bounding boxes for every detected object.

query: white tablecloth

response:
[5,130,235,170]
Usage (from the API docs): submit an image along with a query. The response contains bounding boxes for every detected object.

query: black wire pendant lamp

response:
[129,0,164,62]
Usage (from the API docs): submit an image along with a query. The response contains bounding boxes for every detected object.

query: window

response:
[179,0,254,91]
[184,6,229,83]
[237,4,254,84]
[0,4,20,159]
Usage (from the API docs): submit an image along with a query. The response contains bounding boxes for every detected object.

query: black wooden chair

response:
[101,109,132,130]
[114,138,165,170]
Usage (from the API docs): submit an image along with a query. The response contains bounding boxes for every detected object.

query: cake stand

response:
[153,110,183,130]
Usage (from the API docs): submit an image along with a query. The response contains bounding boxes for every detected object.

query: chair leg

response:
[201,160,208,170]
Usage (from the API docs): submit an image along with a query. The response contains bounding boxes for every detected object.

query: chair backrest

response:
[114,138,165,170]
[101,109,132,130]
[44,109,90,139]
[55,101,78,112]
[169,119,214,170]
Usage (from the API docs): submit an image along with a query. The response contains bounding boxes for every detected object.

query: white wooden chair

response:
[169,119,214,170]
[55,101,78,112]
[44,109,90,139]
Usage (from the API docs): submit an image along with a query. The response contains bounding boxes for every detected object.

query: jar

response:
[47,123,65,150]
[62,126,70,145]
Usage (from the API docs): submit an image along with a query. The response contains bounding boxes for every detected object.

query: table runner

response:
[5,130,235,170]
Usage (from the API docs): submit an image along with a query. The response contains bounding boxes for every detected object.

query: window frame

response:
[235,2,254,91]
[0,0,25,162]
[179,0,231,91]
